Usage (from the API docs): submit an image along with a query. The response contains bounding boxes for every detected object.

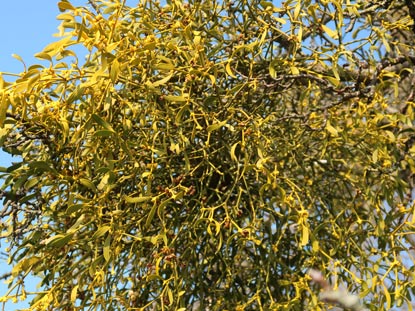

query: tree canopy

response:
[1,0,415,310]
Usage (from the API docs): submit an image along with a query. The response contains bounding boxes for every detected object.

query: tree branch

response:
[404,0,415,32]
[308,269,367,311]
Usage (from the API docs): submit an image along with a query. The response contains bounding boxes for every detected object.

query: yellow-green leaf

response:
[325,75,340,87]
[92,226,111,240]
[34,52,53,63]
[269,61,277,78]
[11,256,41,277]
[372,149,379,163]
[383,283,391,309]
[92,114,115,132]
[0,91,9,128]
[79,178,97,192]
[260,1,274,9]
[230,142,240,162]
[321,24,339,40]
[175,104,189,125]
[147,73,173,87]
[103,235,111,262]
[326,121,339,136]
[45,233,74,248]
[66,85,85,104]
[124,195,152,203]
[58,1,76,11]
[145,198,171,229]
[290,66,300,75]
[110,58,120,83]
[300,226,309,247]
[94,130,115,137]
[226,61,237,78]
[293,1,301,20]
[24,177,40,189]
[164,95,188,102]
[56,12,75,21]
[28,161,58,174]
[42,36,74,56]
[207,120,227,132]
[155,62,175,71]
[384,130,395,142]
[312,239,319,253]
[12,53,25,65]
[167,288,173,307]
[66,204,85,215]
[70,285,79,305]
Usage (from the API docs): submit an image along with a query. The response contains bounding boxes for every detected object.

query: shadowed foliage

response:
[1,0,415,310]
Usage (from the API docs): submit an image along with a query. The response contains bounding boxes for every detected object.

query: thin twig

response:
[88,0,101,14]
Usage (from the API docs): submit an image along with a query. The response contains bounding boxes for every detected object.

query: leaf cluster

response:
[1,0,415,310]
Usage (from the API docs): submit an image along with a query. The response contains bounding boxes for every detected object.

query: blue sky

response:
[0,1,84,309]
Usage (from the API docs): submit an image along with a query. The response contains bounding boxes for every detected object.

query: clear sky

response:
[0,1,84,309]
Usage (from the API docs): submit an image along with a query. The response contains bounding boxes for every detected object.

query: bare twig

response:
[87,0,101,14]
[404,0,415,32]
[0,272,11,281]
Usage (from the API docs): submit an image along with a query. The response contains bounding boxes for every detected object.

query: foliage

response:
[1,0,415,310]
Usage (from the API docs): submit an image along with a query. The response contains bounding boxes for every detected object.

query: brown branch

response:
[87,0,101,14]
[404,0,415,32]
[0,272,11,280]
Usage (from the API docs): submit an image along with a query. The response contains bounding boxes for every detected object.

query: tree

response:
[1,0,415,310]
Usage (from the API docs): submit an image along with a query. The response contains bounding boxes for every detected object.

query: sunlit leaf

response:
[70,285,79,305]
[79,178,97,193]
[124,195,153,203]
[164,95,188,102]
[321,24,339,40]
[58,1,75,11]
[225,61,237,78]
[0,91,9,127]
[110,58,120,83]
[92,226,110,240]
[94,130,115,137]
[103,235,111,262]
[92,114,115,132]
[326,121,339,136]
[207,120,227,132]
[34,52,53,63]
[45,233,74,248]
[11,256,41,277]
[147,73,173,87]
